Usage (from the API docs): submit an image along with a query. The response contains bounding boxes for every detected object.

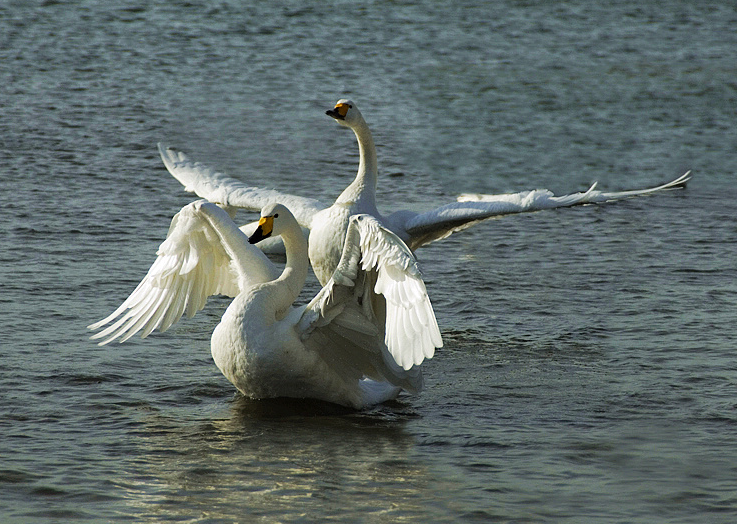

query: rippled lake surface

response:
[2,1,736,522]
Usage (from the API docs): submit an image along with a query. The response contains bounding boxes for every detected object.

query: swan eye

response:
[273,213,279,218]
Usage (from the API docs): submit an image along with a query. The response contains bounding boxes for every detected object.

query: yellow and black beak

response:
[326,102,351,120]
[248,216,274,244]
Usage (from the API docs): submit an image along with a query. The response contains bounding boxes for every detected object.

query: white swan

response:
[88,201,441,409]
[158,100,691,364]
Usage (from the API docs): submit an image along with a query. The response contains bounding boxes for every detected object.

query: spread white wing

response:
[158,144,327,229]
[160,144,690,252]
[394,171,692,249]
[88,201,278,345]
[299,214,442,384]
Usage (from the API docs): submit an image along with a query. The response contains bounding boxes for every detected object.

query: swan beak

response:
[248,216,274,244]
[326,102,351,120]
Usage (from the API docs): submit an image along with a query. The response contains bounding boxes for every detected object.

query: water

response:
[1,1,736,522]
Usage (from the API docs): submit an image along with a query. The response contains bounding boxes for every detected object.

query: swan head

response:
[248,203,295,244]
[326,99,363,127]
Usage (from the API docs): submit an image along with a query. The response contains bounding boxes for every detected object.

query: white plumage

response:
[158,99,691,369]
[89,201,439,409]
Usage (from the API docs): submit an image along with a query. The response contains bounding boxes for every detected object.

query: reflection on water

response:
[123,396,451,523]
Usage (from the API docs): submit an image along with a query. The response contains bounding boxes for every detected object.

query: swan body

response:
[308,203,355,285]
[89,201,440,409]
[307,101,381,283]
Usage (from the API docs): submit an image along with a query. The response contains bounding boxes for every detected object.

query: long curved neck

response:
[336,117,378,208]
[270,223,309,313]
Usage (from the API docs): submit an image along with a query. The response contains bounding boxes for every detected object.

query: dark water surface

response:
[2,1,736,522]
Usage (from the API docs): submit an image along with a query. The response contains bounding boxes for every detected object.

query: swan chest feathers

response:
[211,289,302,398]
[308,205,354,285]
[211,290,367,406]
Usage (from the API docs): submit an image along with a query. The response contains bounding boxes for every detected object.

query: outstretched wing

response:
[299,214,442,388]
[394,171,692,250]
[88,201,278,345]
[158,144,327,229]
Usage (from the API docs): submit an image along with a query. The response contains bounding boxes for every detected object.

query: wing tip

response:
[674,170,693,188]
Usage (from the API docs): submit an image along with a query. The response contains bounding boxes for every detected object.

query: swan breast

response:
[308,205,353,285]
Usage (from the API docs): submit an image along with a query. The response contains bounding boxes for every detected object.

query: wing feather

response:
[354,216,442,370]
[158,144,327,229]
[89,201,278,345]
[400,171,692,249]
[300,214,442,380]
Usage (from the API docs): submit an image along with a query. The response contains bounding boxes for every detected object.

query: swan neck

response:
[275,225,309,307]
[338,118,377,205]
[356,120,377,189]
